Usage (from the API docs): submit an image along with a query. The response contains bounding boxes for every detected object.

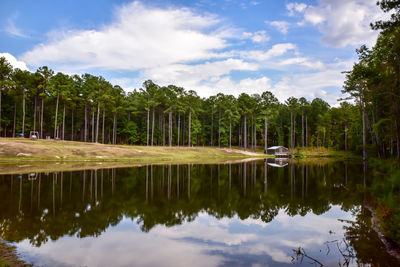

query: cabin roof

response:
[268,146,287,150]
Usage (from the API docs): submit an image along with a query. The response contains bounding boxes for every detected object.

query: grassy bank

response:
[0,138,270,173]
[0,138,362,175]
[294,147,359,159]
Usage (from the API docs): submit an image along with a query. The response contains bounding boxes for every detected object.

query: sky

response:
[0,0,387,105]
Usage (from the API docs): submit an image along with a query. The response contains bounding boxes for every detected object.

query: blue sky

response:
[0,0,385,105]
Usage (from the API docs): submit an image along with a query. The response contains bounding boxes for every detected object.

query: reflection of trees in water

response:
[0,161,366,247]
[291,205,400,266]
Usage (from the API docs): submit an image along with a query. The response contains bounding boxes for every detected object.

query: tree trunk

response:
[84,103,87,142]
[290,112,293,150]
[22,89,25,136]
[218,110,221,148]
[188,110,191,147]
[33,96,37,132]
[251,116,254,151]
[264,114,268,153]
[229,119,232,149]
[169,108,172,147]
[344,123,348,151]
[102,108,105,144]
[305,115,308,147]
[254,117,257,152]
[362,104,367,161]
[177,113,180,146]
[113,112,117,145]
[13,101,16,137]
[62,102,65,140]
[151,108,155,146]
[54,91,59,139]
[162,115,165,146]
[96,101,100,143]
[91,111,94,142]
[302,114,304,147]
[40,97,44,139]
[183,115,185,146]
[238,121,241,147]
[244,115,247,150]
[211,107,214,146]
[293,113,296,149]
[371,110,380,157]
[390,138,394,156]
[146,108,150,146]
[71,109,74,141]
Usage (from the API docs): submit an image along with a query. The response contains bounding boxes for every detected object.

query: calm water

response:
[0,159,399,266]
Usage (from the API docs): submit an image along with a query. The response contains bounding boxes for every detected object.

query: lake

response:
[0,159,399,266]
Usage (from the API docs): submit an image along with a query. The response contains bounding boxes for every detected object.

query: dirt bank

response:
[0,241,31,267]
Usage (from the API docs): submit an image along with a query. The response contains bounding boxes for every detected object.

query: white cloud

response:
[144,69,270,97]
[21,1,230,71]
[212,76,271,96]
[16,1,354,106]
[267,21,290,34]
[15,206,355,267]
[270,66,348,105]
[243,30,270,43]
[0,53,29,71]
[239,43,297,61]
[286,2,307,16]
[251,30,269,43]
[5,13,29,38]
[288,0,388,47]
[279,57,324,70]
[144,59,258,85]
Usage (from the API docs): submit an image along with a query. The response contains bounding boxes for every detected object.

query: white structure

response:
[266,146,289,157]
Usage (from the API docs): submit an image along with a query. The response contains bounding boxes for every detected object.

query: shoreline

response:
[0,138,270,163]
[364,203,400,260]
[0,240,31,267]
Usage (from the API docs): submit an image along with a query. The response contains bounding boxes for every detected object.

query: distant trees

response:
[0,57,12,135]
[0,56,397,158]
[0,2,398,158]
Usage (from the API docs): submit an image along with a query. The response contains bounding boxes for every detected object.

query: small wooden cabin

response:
[266,146,289,157]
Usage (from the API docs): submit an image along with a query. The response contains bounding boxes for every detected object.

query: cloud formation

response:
[267,21,290,34]
[0,53,29,71]
[21,2,229,70]
[288,0,387,47]
[12,0,383,105]
[5,13,29,38]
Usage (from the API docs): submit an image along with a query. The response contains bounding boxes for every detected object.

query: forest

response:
[0,1,399,160]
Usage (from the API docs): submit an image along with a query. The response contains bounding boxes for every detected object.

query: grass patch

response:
[294,146,359,159]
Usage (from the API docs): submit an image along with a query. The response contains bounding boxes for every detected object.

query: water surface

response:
[0,159,398,266]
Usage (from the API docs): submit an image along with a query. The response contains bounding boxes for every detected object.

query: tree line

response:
[342,0,400,160]
[0,61,366,153]
[0,1,399,159]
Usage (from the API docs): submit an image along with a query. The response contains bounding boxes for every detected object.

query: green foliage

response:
[0,11,398,158]
[368,159,400,243]
[122,121,140,144]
